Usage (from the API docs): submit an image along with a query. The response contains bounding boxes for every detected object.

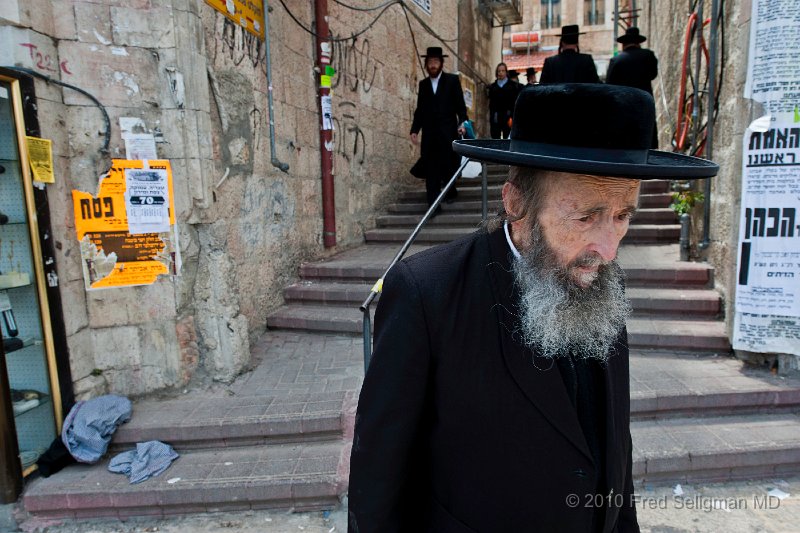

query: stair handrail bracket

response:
[360,158,472,370]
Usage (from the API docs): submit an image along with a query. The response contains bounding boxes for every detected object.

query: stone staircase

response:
[20,165,800,522]
[269,167,729,352]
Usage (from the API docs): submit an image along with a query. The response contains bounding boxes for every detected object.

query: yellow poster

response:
[205,0,265,40]
[26,136,54,183]
[71,160,180,290]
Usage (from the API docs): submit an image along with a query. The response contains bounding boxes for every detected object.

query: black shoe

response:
[429,206,442,218]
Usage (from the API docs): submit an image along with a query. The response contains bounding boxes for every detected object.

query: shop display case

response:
[0,75,63,481]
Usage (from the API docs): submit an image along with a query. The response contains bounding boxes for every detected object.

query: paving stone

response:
[24,443,342,518]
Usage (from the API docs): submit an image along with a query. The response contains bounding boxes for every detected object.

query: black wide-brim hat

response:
[453,84,718,179]
[421,46,447,59]
[618,27,647,44]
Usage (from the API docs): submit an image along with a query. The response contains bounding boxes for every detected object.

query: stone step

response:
[629,351,800,420]
[283,283,720,317]
[631,413,800,483]
[455,177,671,193]
[387,200,502,214]
[267,305,729,351]
[396,187,672,206]
[377,208,677,226]
[389,192,671,212]
[364,225,681,244]
[23,441,344,520]
[626,317,730,352]
[297,244,714,287]
[111,391,346,451]
[398,185,503,202]
[625,288,721,317]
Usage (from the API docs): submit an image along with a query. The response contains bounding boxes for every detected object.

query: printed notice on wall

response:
[124,167,171,234]
[71,159,180,291]
[321,95,333,131]
[733,117,800,355]
[124,133,158,161]
[744,0,800,113]
[25,136,54,183]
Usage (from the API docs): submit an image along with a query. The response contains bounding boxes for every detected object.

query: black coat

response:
[539,50,600,84]
[348,229,639,533]
[488,79,520,126]
[410,72,467,179]
[606,48,658,94]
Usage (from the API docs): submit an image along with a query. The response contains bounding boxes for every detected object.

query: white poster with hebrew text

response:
[733,118,800,354]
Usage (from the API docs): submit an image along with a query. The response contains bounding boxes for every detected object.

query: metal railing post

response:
[360,158,470,370]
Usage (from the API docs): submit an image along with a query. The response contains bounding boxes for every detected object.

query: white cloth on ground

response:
[108,440,179,484]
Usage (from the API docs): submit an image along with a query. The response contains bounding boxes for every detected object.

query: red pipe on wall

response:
[315,0,336,248]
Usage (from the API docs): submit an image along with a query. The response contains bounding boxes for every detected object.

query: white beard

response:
[511,226,631,363]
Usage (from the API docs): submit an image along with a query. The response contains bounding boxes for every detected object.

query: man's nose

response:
[588,221,625,262]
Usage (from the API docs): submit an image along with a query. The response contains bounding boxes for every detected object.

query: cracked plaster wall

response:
[0,0,496,398]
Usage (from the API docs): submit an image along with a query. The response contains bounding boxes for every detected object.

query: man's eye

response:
[578,215,594,223]
[618,212,634,221]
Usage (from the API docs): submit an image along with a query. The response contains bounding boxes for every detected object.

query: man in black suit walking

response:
[487,62,519,139]
[539,25,600,84]
[410,47,467,211]
[607,28,660,147]
[348,84,718,532]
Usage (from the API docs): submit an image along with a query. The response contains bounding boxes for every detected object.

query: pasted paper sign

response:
[26,136,54,183]
[124,166,171,234]
[72,159,179,290]
[124,133,158,160]
[321,95,333,130]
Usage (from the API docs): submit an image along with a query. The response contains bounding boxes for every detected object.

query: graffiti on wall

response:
[331,36,378,93]
[332,101,366,165]
[213,16,266,72]
[19,43,72,75]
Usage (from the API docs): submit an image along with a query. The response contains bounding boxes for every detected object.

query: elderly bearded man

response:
[348,84,718,532]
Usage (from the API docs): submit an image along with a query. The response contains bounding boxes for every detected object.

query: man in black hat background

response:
[526,66,537,87]
[348,84,717,532]
[607,28,659,147]
[539,25,600,84]
[410,46,468,212]
[487,62,519,139]
[607,28,658,95]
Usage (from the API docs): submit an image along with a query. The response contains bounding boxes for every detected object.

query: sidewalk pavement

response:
[10,477,800,532]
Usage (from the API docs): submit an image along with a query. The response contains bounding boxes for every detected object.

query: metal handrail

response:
[360,158,489,371]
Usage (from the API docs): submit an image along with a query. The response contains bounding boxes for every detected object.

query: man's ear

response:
[502,181,519,219]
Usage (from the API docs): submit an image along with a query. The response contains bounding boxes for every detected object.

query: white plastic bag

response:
[460,157,483,179]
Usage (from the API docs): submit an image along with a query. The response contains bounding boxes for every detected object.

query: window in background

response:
[584,0,605,26]
[540,0,562,30]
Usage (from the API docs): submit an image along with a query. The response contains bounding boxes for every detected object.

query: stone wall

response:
[0,0,498,398]
[645,0,753,336]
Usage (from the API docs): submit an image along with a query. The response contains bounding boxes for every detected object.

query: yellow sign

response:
[205,0,265,40]
[72,160,179,290]
[320,75,332,88]
[26,136,54,183]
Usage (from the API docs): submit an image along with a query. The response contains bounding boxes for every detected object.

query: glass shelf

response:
[13,394,50,418]
[0,277,33,290]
